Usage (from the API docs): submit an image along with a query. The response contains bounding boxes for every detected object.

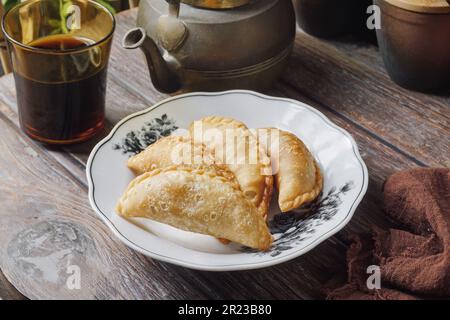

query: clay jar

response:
[375,0,450,92]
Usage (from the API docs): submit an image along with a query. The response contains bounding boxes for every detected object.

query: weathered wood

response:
[0,72,347,300]
[311,32,385,73]
[0,103,222,300]
[0,269,26,300]
[283,32,449,167]
[299,30,450,121]
[0,20,347,300]
[0,8,448,300]
[0,90,397,299]
[0,92,344,299]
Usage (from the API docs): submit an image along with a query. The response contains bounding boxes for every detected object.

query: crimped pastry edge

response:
[127,135,212,173]
[137,164,241,191]
[190,116,247,131]
[279,160,324,212]
[117,164,242,214]
[260,174,274,220]
[190,117,274,220]
[116,164,273,250]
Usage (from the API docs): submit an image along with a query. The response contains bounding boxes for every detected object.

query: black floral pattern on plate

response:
[113,114,178,155]
[241,181,354,257]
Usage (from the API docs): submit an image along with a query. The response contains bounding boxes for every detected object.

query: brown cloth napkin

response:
[327,168,450,300]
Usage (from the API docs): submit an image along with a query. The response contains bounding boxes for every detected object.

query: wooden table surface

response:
[0,9,448,300]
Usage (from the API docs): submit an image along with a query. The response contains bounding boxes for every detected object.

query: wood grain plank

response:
[1,66,334,299]
[309,32,384,73]
[0,70,408,300]
[283,33,449,167]
[0,269,27,300]
[0,10,428,300]
[0,74,418,300]
[300,30,450,120]
[0,22,345,301]
[0,9,447,300]
[0,11,362,301]
[0,104,223,300]
[0,96,334,299]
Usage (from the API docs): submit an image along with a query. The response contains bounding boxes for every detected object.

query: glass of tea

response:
[2,0,115,144]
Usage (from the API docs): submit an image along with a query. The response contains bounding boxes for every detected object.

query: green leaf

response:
[2,0,116,37]
[2,0,116,14]
[2,0,20,12]
[59,0,71,34]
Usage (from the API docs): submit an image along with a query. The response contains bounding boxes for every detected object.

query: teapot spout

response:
[122,27,181,94]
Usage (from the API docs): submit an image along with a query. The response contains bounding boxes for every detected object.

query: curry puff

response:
[189,116,273,219]
[127,135,213,175]
[266,129,323,212]
[116,165,273,251]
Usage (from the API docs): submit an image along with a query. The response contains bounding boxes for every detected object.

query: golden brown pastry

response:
[116,165,273,251]
[189,116,273,219]
[261,128,323,212]
[127,135,213,175]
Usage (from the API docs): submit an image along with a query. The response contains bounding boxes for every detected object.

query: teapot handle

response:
[166,0,181,17]
[157,0,188,52]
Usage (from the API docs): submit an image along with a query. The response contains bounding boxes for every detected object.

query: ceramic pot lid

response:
[384,0,450,13]
[182,0,251,9]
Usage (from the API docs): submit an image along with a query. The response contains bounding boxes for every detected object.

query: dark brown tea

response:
[30,35,94,50]
[14,35,107,144]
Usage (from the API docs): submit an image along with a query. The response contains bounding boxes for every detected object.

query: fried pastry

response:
[116,165,273,251]
[262,128,323,212]
[189,116,273,219]
[127,135,213,175]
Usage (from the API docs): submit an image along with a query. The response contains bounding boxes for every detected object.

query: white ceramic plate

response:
[87,90,368,271]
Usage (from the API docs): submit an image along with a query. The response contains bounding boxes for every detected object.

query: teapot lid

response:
[181,0,252,9]
[384,0,450,13]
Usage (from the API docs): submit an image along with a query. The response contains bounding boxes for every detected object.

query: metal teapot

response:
[122,0,296,93]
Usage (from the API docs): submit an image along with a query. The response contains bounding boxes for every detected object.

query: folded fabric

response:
[327,168,450,300]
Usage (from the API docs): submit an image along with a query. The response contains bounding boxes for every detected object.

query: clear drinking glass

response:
[2,0,115,144]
